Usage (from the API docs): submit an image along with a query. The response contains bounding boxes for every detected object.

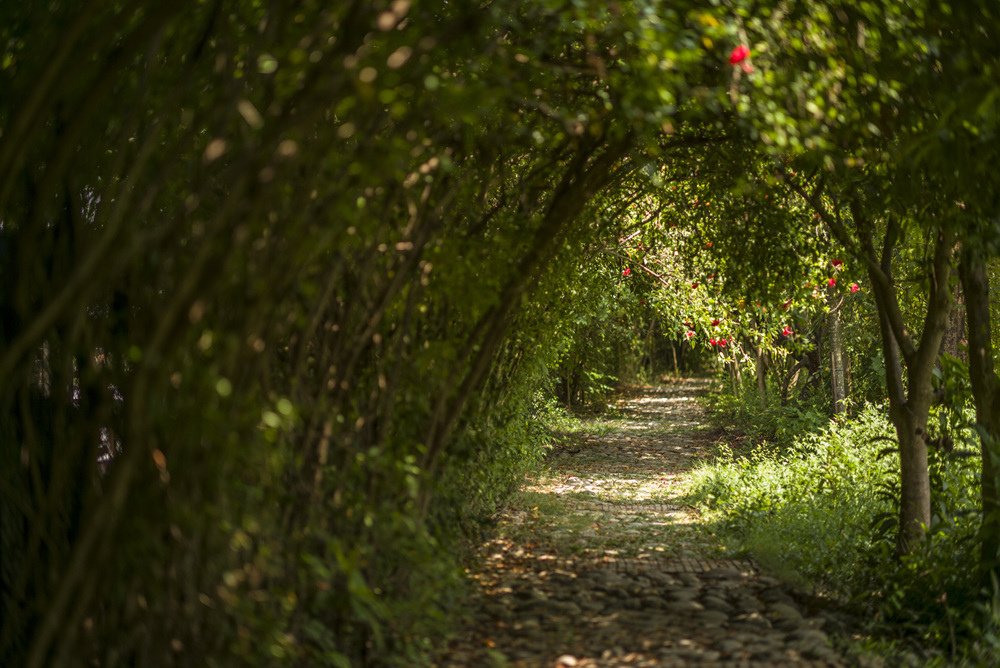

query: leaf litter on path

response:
[438,378,846,667]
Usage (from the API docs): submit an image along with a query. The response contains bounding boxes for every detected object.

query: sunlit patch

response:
[438,380,787,666]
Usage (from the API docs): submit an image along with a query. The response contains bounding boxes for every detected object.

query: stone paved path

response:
[437,378,846,667]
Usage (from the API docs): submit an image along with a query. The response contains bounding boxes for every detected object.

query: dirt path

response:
[438,378,846,667]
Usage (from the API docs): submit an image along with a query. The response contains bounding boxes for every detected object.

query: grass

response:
[688,392,999,665]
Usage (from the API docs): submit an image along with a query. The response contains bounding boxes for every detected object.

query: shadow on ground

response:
[437,379,845,667]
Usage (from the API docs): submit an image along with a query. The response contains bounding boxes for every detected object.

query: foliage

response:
[0,1,745,665]
[3,0,1000,665]
[704,385,830,449]
[690,397,993,660]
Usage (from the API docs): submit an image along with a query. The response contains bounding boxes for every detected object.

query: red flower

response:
[827,277,837,287]
[705,241,714,248]
[685,330,695,339]
[622,267,631,277]
[711,318,721,327]
[729,45,750,64]
[831,259,843,267]
[850,282,860,293]
[782,325,793,337]
[708,338,717,347]
[718,338,728,347]
[691,282,699,289]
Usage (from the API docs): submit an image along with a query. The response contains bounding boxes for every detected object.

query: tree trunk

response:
[959,244,1000,582]
[645,319,655,379]
[871,292,932,554]
[941,280,966,360]
[755,346,767,409]
[859,221,953,556]
[781,361,803,406]
[829,302,847,415]
[894,401,933,554]
[728,356,742,394]
[792,182,954,556]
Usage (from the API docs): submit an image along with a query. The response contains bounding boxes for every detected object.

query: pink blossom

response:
[850,282,860,293]
[622,267,631,277]
[827,277,837,287]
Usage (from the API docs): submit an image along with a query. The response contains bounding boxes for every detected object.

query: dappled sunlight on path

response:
[438,378,845,667]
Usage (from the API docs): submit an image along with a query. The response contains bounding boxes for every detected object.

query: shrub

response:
[690,400,991,660]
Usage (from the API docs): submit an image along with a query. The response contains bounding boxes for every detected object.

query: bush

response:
[690,400,994,661]
[704,384,830,450]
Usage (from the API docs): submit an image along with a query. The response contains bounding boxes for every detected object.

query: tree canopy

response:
[2,1,999,665]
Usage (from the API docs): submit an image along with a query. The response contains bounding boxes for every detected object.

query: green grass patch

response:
[688,401,1000,663]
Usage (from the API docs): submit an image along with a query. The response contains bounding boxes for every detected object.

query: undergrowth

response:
[704,388,830,449]
[689,389,1000,665]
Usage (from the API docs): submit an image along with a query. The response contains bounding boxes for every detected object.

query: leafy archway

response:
[1,1,999,665]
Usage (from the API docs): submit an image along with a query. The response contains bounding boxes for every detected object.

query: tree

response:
[0,1,739,664]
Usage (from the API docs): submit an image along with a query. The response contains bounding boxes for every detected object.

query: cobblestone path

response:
[437,378,846,667]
